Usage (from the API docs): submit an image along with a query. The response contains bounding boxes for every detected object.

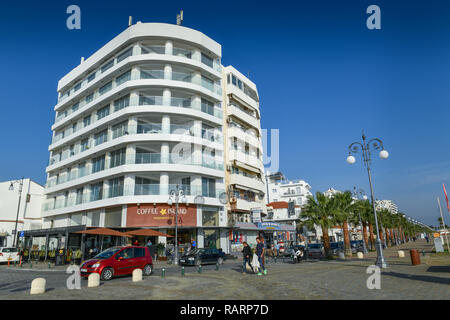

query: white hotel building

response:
[25,22,268,256]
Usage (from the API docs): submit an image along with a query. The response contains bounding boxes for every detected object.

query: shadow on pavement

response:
[383,271,450,285]
[426,266,450,273]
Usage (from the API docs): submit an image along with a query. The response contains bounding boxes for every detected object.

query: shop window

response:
[202,210,219,226]
[104,207,122,228]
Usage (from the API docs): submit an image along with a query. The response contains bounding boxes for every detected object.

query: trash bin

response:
[55,249,65,266]
[409,249,420,265]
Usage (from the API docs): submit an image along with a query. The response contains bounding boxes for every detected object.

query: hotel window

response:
[202,178,216,198]
[109,148,126,168]
[201,53,213,68]
[135,177,157,195]
[201,75,214,91]
[83,115,91,127]
[78,162,87,177]
[80,139,89,152]
[227,74,231,84]
[90,182,103,201]
[74,82,82,92]
[116,48,132,63]
[96,105,110,120]
[232,75,237,86]
[114,94,130,112]
[115,70,131,86]
[201,98,214,116]
[112,121,128,139]
[101,60,114,73]
[85,93,94,103]
[92,155,105,173]
[87,73,96,83]
[99,81,112,95]
[237,79,243,90]
[108,177,124,198]
[94,130,108,146]
[72,102,79,112]
[75,188,84,205]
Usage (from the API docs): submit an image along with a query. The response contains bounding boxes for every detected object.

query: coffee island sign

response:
[127,204,197,227]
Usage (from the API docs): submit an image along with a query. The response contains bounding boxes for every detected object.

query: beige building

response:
[222,66,267,226]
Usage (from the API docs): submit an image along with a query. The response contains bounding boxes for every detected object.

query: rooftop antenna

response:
[128,16,133,27]
[177,10,183,26]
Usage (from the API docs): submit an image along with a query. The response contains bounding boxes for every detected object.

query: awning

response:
[73,228,132,237]
[233,160,260,173]
[125,229,173,238]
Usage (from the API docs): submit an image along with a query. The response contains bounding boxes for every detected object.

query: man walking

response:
[241,242,253,274]
[256,237,267,276]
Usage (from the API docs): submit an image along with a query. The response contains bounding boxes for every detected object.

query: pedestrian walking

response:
[425,234,429,243]
[275,242,281,257]
[241,242,253,274]
[256,237,267,276]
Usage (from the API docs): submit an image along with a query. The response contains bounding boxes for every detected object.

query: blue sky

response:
[0,0,449,226]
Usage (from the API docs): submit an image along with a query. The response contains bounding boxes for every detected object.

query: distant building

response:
[265,171,312,207]
[0,179,44,247]
[323,188,342,198]
[375,200,398,214]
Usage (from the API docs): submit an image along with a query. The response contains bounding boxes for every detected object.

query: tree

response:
[353,200,372,250]
[301,192,336,258]
[332,191,355,256]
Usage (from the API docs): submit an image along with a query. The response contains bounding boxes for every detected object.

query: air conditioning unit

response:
[227,118,232,123]
[230,196,237,204]
[226,165,231,171]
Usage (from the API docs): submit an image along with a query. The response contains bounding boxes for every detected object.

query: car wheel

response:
[143,264,153,276]
[101,267,114,281]
[217,257,224,265]
[195,259,202,267]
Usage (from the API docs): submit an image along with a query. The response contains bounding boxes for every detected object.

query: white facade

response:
[223,66,267,225]
[0,179,44,247]
[266,172,312,207]
[40,22,231,250]
[375,199,398,214]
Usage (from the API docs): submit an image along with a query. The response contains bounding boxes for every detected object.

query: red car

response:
[80,246,153,281]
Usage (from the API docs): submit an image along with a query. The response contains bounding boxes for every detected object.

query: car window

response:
[2,248,18,253]
[134,247,145,258]
[94,247,121,259]
[116,248,134,259]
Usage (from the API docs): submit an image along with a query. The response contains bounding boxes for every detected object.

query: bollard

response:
[30,278,46,295]
[357,252,364,259]
[215,263,219,271]
[338,252,345,260]
[422,250,426,257]
[132,269,143,282]
[410,249,421,265]
[8,260,10,267]
[398,250,405,258]
[181,266,185,276]
[88,273,100,288]
[48,262,51,269]
[162,268,165,278]
[198,265,202,273]
[30,262,32,268]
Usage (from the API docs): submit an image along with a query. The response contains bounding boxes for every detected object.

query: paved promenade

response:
[0,239,448,300]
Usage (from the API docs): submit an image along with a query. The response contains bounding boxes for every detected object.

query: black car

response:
[330,242,344,255]
[350,240,364,253]
[178,248,225,266]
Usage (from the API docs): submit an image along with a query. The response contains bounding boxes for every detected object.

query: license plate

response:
[179,259,185,262]
[81,268,87,272]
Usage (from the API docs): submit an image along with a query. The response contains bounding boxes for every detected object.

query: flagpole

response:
[437,197,450,252]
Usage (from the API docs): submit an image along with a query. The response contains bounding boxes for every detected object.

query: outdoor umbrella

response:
[73,228,132,251]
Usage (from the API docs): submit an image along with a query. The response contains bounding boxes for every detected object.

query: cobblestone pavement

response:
[0,239,448,300]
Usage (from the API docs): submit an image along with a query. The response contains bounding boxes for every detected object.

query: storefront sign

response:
[127,204,197,227]
[256,222,281,230]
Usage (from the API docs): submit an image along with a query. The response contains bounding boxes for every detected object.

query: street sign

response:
[19,231,24,238]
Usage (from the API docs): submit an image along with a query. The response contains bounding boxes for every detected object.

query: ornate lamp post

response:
[353,187,369,254]
[9,177,24,248]
[346,133,389,268]
[168,185,187,265]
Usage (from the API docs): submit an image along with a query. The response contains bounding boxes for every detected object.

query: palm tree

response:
[301,192,336,258]
[332,191,355,256]
[354,199,372,251]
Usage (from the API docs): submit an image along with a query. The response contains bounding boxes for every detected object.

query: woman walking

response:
[241,242,253,274]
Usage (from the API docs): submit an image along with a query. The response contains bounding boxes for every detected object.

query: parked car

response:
[350,240,364,253]
[306,243,324,258]
[80,246,153,281]
[179,248,225,266]
[330,242,344,255]
[0,247,20,264]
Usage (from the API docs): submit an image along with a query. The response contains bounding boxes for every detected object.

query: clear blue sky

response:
[0,0,449,226]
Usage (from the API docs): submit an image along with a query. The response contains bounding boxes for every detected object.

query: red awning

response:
[73,228,132,237]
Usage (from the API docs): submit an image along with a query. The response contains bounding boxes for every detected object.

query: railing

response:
[42,184,225,211]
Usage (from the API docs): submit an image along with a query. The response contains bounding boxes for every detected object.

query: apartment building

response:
[34,22,231,254]
[266,171,312,207]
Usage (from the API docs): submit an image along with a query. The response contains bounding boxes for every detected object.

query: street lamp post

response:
[168,185,187,265]
[9,177,24,248]
[353,187,369,254]
[346,133,389,268]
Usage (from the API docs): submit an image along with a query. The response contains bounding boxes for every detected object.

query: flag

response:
[443,183,450,213]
